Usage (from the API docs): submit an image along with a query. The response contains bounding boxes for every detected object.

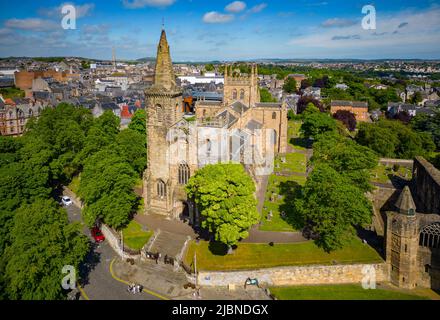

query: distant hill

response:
[136,57,156,62]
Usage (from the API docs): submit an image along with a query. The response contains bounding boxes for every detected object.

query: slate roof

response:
[255,102,282,108]
[331,100,368,108]
[246,119,263,131]
[231,101,249,114]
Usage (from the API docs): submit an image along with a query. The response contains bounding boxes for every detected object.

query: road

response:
[65,202,160,300]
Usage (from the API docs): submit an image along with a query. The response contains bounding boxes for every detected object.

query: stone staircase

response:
[149,230,190,260]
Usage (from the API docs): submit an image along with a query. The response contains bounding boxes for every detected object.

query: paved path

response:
[65,201,161,300]
[134,213,196,237]
[245,228,306,243]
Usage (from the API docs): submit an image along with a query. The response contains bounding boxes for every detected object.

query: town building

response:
[330,100,369,122]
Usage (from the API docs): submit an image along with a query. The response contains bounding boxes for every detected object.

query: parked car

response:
[91,227,105,243]
[61,196,73,206]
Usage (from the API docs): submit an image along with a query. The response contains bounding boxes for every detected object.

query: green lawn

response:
[68,175,81,195]
[288,121,307,151]
[274,152,307,175]
[122,220,153,251]
[259,152,307,232]
[184,239,383,271]
[270,284,429,300]
[370,164,412,184]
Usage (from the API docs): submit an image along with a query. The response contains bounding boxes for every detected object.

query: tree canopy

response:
[283,77,297,94]
[2,199,89,300]
[300,109,337,139]
[356,119,436,159]
[295,164,373,252]
[128,108,147,137]
[185,163,259,247]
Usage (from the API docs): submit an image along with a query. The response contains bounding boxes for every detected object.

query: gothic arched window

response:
[202,109,207,117]
[156,104,164,123]
[157,179,166,199]
[419,223,440,248]
[272,112,277,119]
[240,89,245,100]
[232,89,237,100]
[178,162,190,185]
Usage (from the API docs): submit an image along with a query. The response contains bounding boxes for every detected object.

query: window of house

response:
[240,89,245,100]
[272,112,277,119]
[178,162,190,185]
[232,90,237,100]
[157,180,166,199]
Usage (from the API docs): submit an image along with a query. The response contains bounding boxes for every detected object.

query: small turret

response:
[395,186,416,216]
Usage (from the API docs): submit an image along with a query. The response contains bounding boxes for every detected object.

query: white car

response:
[61,196,73,206]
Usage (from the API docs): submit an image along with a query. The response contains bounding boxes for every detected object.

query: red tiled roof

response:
[121,105,132,118]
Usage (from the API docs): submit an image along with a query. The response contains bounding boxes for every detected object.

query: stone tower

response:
[223,64,260,107]
[385,186,420,289]
[144,29,183,216]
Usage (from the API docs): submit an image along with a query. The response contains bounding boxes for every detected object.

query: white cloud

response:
[203,11,234,24]
[248,3,267,14]
[288,7,440,57]
[4,18,60,31]
[225,1,247,13]
[321,18,357,28]
[39,3,95,19]
[122,0,176,8]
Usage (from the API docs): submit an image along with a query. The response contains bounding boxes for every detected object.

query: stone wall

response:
[197,263,389,287]
[413,156,440,214]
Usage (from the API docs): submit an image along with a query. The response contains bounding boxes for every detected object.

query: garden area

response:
[288,120,308,151]
[184,238,382,271]
[259,120,308,232]
[370,163,413,184]
[269,284,431,300]
[122,220,153,251]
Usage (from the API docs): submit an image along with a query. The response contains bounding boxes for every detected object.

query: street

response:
[65,202,161,300]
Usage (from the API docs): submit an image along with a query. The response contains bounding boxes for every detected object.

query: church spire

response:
[153,28,176,90]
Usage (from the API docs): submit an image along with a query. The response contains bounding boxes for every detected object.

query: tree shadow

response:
[278,180,306,230]
[356,227,385,259]
[78,241,101,286]
[387,174,411,190]
[289,137,312,149]
[208,241,229,256]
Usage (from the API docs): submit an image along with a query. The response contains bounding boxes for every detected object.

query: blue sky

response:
[0,0,439,60]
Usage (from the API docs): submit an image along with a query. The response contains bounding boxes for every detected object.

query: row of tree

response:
[294,105,378,251]
[0,103,148,299]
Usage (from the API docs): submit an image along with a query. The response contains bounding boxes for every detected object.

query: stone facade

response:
[143,29,287,221]
[384,158,440,290]
[413,156,440,214]
[197,263,389,287]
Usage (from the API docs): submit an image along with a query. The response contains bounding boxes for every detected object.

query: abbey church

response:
[143,29,287,223]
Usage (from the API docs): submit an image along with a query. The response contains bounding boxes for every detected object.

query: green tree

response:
[260,88,277,102]
[205,63,215,72]
[79,149,137,229]
[283,77,297,94]
[185,163,259,247]
[312,132,378,192]
[295,164,373,252]
[411,112,440,150]
[128,109,147,137]
[301,111,337,139]
[2,199,89,300]
[115,128,147,175]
